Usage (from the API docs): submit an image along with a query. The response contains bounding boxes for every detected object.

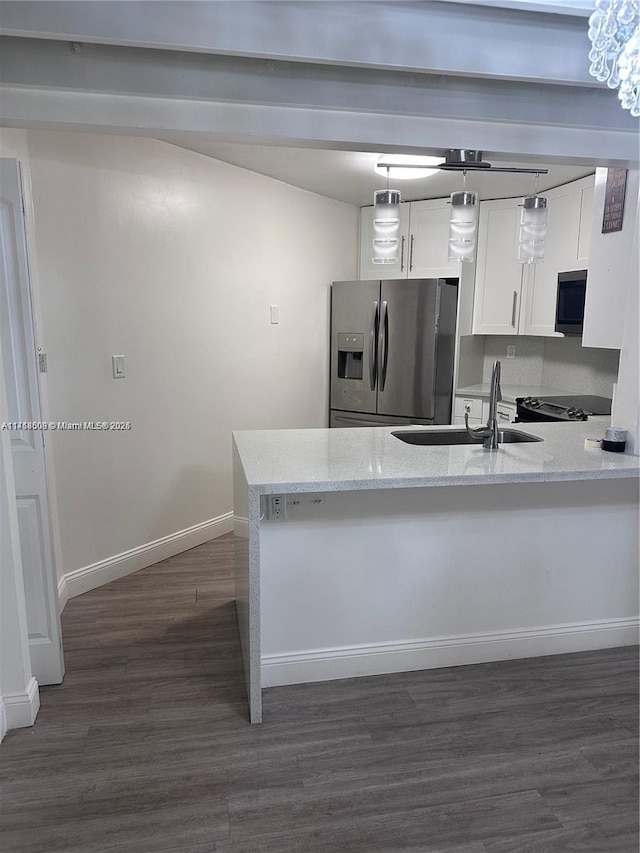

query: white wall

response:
[0,129,358,580]
[583,168,639,350]
[611,185,640,454]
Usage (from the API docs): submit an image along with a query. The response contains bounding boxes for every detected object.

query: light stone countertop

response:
[455,383,582,404]
[232,420,639,495]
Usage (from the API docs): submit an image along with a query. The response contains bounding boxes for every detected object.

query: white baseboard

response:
[261,617,640,687]
[59,513,233,605]
[0,696,7,742]
[3,677,40,730]
[57,574,69,613]
[233,515,249,538]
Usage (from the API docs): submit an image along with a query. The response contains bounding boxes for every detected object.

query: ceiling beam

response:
[0,37,633,136]
[1,85,636,166]
[0,0,598,86]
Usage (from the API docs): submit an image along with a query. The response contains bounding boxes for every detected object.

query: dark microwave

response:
[555,269,587,336]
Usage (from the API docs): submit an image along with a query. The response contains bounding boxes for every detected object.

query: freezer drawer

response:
[330,410,434,428]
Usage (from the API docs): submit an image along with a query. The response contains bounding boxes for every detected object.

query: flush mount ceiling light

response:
[374,154,444,181]
[588,0,640,116]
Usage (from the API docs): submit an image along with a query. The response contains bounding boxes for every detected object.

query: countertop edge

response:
[246,466,639,495]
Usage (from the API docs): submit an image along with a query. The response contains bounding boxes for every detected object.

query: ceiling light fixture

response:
[588,0,640,116]
[374,154,443,181]
[372,167,402,265]
[517,172,548,264]
[448,168,478,264]
[377,150,549,176]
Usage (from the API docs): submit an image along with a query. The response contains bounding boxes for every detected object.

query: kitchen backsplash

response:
[541,337,620,396]
[461,335,620,397]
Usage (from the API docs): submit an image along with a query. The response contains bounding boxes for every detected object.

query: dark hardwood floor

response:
[1,533,638,852]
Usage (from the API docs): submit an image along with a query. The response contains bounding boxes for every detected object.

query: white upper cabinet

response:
[521,175,594,337]
[472,174,595,337]
[472,197,525,335]
[359,203,410,280]
[407,199,459,279]
[358,198,461,280]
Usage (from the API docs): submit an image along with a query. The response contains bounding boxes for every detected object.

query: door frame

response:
[1,156,65,690]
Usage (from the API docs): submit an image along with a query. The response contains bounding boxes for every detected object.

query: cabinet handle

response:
[409,234,414,272]
[511,291,518,327]
[400,235,405,272]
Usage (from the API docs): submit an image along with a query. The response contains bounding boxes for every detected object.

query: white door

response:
[0,159,64,685]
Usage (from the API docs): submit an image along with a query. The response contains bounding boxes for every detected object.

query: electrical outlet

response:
[268,494,286,520]
[506,345,516,359]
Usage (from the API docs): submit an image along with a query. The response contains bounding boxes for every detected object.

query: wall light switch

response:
[112,355,125,378]
[269,304,279,324]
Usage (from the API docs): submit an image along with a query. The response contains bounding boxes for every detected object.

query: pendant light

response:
[448,172,478,263]
[518,174,548,264]
[372,167,401,265]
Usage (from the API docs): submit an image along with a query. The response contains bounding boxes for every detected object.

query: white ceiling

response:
[156,137,595,207]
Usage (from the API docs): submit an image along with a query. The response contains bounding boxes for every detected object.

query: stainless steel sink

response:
[392,428,543,446]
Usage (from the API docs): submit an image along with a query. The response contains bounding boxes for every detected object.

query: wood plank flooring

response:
[1,533,638,852]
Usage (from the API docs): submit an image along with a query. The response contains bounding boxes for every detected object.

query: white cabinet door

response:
[521,175,594,337]
[576,176,595,267]
[472,198,524,335]
[358,203,410,280]
[520,188,575,337]
[408,199,459,279]
[453,395,483,420]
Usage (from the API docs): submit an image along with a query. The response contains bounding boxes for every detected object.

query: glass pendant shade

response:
[372,189,401,265]
[517,196,548,264]
[448,191,478,263]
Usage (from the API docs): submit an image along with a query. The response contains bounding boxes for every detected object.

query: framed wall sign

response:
[602,168,628,234]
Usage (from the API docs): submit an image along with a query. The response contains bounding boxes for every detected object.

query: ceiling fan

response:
[377,149,548,175]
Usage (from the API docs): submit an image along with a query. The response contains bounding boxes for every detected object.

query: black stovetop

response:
[536,395,612,415]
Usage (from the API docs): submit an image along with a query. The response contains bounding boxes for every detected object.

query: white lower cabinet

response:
[496,400,517,423]
[453,395,488,426]
[453,395,515,426]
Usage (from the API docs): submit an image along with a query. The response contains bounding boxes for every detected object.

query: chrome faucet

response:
[465,360,502,450]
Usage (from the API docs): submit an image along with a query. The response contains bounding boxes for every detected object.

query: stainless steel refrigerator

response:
[330,278,458,427]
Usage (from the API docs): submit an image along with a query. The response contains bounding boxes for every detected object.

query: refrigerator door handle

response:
[369,301,379,391]
[379,300,389,391]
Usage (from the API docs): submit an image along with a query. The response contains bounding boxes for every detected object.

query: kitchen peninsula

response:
[233,422,639,723]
